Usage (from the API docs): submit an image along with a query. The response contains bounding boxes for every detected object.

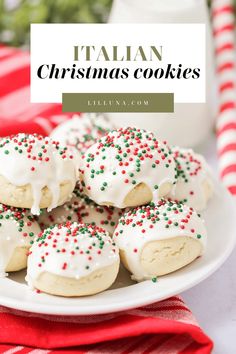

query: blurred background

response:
[0,0,113,47]
[0,0,230,47]
[0,0,235,148]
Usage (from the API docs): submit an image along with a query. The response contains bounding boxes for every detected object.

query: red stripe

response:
[142,334,171,354]
[141,296,184,308]
[213,24,235,36]
[122,335,152,354]
[169,296,184,303]
[0,344,14,351]
[212,5,235,17]
[217,62,235,73]
[220,164,236,178]
[179,341,201,354]
[0,346,29,353]
[219,101,236,113]
[0,51,18,62]
[0,48,27,58]
[51,350,84,353]
[217,122,236,136]
[227,185,236,194]
[219,143,236,156]
[14,349,35,354]
[216,43,234,54]
[137,305,191,313]
[138,298,185,310]
[0,103,62,125]
[219,81,235,92]
[0,47,19,56]
[0,67,30,97]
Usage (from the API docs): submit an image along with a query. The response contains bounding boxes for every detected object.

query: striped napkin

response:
[0,298,213,354]
[0,44,71,135]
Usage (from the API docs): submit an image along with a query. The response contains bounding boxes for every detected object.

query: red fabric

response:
[0,46,214,353]
[0,299,213,353]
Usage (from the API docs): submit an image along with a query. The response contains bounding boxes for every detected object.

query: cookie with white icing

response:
[0,204,41,277]
[80,127,176,208]
[38,184,122,235]
[114,200,207,281]
[0,134,78,215]
[26,222,120,296]
[168,147,213,211]
[50,113,114,155]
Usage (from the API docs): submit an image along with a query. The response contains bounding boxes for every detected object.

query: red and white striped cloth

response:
[213,0,236,195]
[0,44,72,136]
[0,45,214,353]
[0,298,213,354]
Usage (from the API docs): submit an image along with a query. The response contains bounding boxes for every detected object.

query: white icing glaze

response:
[26,222,119,285]
[0,134,78,215]
[0,204,41,277]
[38,184,122,235]
[114,200,207,281]
[50,113,114,155]
[168,147,214,211]
[80,127,176,208]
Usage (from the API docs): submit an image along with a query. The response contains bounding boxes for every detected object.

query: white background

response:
[31,24,205,103]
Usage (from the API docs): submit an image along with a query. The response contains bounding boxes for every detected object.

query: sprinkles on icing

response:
[174,149,203,183]
[0,133,77,214]
[27,222,119,283]
[80,127,176,207]
[0,203,41,277]
[114,199,207,281]
[168,147,213,210]
[51,114,114,155]
[115,200,204,240]
[0,134,74,165]
[38,184,122,233]
[0,203,38,241]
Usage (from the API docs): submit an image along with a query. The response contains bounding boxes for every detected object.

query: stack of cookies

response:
[0,113,213,297]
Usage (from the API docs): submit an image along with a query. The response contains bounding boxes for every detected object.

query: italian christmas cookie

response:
[26,222,120,297]
[80,127,176,208]
[168,147,213,211]
[0,204,41,277]
[0,134,78,215]
[38,184,122,235]
[114,200,207,281]
[50,113,114,155]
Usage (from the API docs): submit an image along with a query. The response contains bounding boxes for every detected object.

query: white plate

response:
[0,179,235,315]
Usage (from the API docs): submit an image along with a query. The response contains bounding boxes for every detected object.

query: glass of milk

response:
[108,0,216,148]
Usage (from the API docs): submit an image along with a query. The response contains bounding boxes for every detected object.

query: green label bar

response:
[62,93,174,113]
